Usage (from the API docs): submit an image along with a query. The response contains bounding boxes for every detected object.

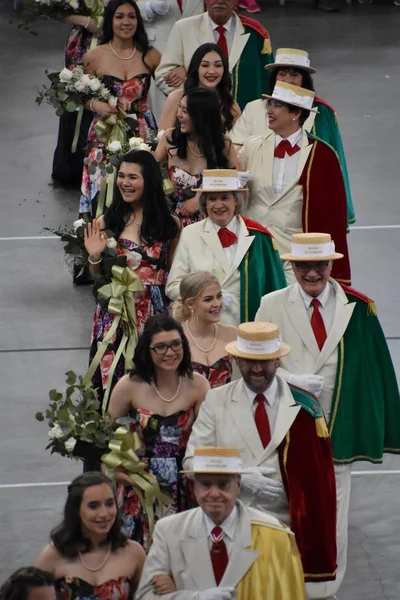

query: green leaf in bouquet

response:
[57,407,70,423]
[85,422,98,433]
[49,389,59,401]
[45,409,53,419]
[56,107,65,117]
[65,371,77,385]
[58,92,69,102]
[66,101,78,112]
[109,155,119,168]
[64,242,82,255]
[66,385,76,398]
[35,412,44,422]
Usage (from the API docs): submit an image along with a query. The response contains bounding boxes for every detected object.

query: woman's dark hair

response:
[0,568,54,600]
[266,67,315,95]
[50,472,127,558]
[287,105,311,127]
[130,314,193,384]
[168,88,229,168]
[102,0,150,69]
[104,150,179,242]
[184,43,236,132]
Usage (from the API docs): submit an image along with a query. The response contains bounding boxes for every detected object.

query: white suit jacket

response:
[155,12,251,95]
[166,216,254,327]
[135,500,304,600]
[231,99,316,146]
[137,0,197,52]
[255,279,356,419]
[183,376,301,519]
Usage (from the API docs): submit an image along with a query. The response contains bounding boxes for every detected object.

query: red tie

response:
[274,139,300,159]
[254,394,271,448]
[210,526,229,585]
[216,25,228,58]
[311,298,327,350]
[176,0,182,11]
[218,227,237,248]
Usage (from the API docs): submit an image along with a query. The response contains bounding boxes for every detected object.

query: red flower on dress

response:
[136,265,154,283]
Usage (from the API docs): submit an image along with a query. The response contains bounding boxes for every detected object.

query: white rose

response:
[128,137,139,149]
[108,141,122,153]
[80,74,92,86]
[59,68,74,83]
[99,85,110,99]
[74,80,86,92]
[108,96,118,108]
[106,237,118,249]
[126,251,142,270]
[139,143,151,152]
[48,424,64,440]
[64,438,77,453]
[73,218,85,232]
[88,78,101,92]
[68,0,79,8]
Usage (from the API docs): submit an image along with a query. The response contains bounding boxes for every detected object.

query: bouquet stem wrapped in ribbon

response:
[83,265,144,413]
[102,426,172,540]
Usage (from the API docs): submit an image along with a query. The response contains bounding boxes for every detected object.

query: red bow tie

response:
[274,139,300,158]
[218,227,237,248]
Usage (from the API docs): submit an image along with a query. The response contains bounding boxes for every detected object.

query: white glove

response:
[242,467,283,502]
[237,170,251,187]
[145,0,169,19]
[196,587,235,600]
[288,374,324,397]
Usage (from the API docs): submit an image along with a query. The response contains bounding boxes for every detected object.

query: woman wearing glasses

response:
[108,314,210,550]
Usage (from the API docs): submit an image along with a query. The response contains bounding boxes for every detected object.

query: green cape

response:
[329,287,400,463]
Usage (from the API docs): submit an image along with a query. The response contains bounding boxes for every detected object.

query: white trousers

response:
[306,464,352,599]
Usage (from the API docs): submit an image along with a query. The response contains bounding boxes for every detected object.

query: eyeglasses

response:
[150,339,183,355]
[294,261,330,273]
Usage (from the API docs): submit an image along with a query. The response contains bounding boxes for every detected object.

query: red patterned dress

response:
[191,355,232,388]
[89,238,170,411]
[56,576,131,599]
[80,74,157,214]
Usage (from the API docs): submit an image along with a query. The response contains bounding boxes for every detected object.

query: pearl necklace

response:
[186,321,218,354]
[126,214,142,227]
[78,545,111,572]
[151,377,182,403]
[109,40,136,60]
[187,140,204,158]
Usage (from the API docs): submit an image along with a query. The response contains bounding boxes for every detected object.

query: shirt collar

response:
[209,15,234,34]
[204,504,238,541]
[244,377,278,408]
[299,281,333,309]
[275,128,302,148]
[212,216,239,234]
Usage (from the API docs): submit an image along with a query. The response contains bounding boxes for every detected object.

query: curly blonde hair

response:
[173,271,220,322]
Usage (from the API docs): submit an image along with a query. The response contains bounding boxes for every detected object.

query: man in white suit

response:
[255,231,400,599]
[154,0,273,110]
[136,446,306,600]
[183,322,338,596]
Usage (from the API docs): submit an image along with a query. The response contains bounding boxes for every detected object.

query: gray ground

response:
[0,1,399,597]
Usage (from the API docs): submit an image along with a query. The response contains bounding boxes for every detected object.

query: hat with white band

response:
[280,233,344,261]
[263,81,317,112]
[181,446,245,475]
[265,48,316,74]
[225,322,291,360]
[193,169,248,193]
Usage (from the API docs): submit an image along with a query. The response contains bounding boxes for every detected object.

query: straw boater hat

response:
[225,322,291,361]
[280,233,344,261]
[181,446,245,475]
[265,48,316,74]
[263,81,317,113]
[193,169,248,193]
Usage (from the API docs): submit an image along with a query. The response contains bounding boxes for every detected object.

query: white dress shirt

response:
[299,281,336,334]
[208,15,234,54]
[212,216,239,267]
[272,129,303,194]
[244,377,279,434]
[204,504,238,555]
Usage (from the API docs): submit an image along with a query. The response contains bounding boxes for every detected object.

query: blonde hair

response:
[173,271,220,322]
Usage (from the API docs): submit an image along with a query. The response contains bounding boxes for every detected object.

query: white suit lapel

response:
[199,218,230,274]
[228,380,264,459]
[285,284,320,359]
[199,13,216,45]
[313,280,356,372]
[220,502,258,587]
[181,508,216,589]
[258,377,300,463]
[228,14,250,71]
[222,217,254,284]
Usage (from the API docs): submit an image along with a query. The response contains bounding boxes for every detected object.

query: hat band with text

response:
[236,335,281,355]
[193,455,243,472]
[276,53,311,68]
[271,86,314,110]
[291,241,335,258]
[202,176,243,190]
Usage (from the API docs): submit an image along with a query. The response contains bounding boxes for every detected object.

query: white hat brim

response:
[265,62,317,74]
[225,340,291,360]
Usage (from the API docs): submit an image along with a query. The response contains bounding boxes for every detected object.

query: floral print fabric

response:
[117,407,195,551]
[168,166,203,228]
[191,355,233,388]
[56,576,131,600]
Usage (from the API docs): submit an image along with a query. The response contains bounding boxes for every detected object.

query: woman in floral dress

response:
[36,472,146,600]
[173,271,237,388]
[108,315,210,551]
[79,0,160,215]
[154,87,239,228]
[84,150,180,415]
